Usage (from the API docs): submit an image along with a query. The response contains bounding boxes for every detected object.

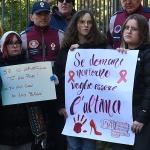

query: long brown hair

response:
[121,14,150,48]
[61,9,107,49]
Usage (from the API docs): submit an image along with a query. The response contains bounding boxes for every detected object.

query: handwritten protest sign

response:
[0,62,56,105]
[62,49,139,145]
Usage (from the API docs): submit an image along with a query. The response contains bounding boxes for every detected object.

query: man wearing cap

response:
[21,1,67,150]
[107,0,150,49]
[28,0,76,32]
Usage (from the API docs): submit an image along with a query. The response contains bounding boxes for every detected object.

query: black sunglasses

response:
[58,0,72,3]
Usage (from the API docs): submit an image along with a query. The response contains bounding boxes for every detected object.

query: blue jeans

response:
[67,136,96,150]
[0,142,32,150]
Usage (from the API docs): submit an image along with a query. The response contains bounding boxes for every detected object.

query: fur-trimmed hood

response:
[0,31,21,53]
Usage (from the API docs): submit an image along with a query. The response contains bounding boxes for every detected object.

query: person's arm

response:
[116,47,128,54]
[54,48,68,118]
[70,44,79,51]
[50,74,59,85]
[44,0,55,3]
[132,49,150,133]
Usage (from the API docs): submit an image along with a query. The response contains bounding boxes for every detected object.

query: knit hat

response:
[1,31,21,53]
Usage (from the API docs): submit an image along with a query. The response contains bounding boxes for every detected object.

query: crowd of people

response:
[0,0,150,150]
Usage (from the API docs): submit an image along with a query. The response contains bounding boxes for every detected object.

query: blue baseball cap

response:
[31,1,50,14]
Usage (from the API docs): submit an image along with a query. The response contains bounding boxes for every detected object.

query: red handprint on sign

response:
[73,114,87,133]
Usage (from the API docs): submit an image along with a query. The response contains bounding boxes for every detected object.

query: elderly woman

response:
[0,31,34,150]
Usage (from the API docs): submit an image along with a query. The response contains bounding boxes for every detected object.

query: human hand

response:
[116,48,128,54]
[58,108,68,118]
[131,121,144,134]
[44,0,55,3]
[50,74,59,85]
[70,44,79,51]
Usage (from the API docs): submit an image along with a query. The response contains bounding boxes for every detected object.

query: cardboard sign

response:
[0,62,56,105]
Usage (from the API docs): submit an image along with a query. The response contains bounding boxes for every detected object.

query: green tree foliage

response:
[0,0,112,34]
[0,0,35,33]
[0,0,150,35]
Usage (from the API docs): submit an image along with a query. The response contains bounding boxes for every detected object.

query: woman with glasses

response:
[54,9,108,150]
[0,31,34,150]
[0,31,59,150]
[112,14,150,150]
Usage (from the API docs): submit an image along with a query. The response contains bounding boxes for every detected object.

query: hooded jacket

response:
[50,6,76,31]
[1,31,20,52]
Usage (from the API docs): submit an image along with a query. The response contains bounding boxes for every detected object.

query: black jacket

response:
[54,43,107,110]
[132,43,150,124]
[50,6,76,31]
[0,51,34,146]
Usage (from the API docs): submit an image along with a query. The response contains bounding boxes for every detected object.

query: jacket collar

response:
[124,4,143,16]
[33,25,50,32]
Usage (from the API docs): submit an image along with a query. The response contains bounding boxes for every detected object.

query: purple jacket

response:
[21,25,64,63]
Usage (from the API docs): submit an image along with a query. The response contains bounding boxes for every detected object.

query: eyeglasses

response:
[58,0,72,3]
[124,26,139,33]
[78,20,92,26]
[7,41,21,47]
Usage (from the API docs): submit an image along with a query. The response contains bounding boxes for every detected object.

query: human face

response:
[30,11,50,27]
[6,35,22,57]
[123,19,141,49]
[58,0,73,18]
[77,13,92,42]
[120,0,142,14]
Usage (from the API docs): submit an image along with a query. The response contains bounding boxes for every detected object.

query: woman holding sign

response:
[112,14,150,150]
[54,9,108,150]
[0,31,59,150]
[0,31,35,149]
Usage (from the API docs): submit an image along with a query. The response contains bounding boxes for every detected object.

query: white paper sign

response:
[63,49,139,145]
[0,62,56,105]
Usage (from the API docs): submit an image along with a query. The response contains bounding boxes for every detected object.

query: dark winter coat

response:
[0,51,34,146]
[50,6,76,31]
[132,43,150,124]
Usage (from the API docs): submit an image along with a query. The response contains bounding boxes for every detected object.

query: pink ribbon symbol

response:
[117,70,127,84]
[68,70,75,83]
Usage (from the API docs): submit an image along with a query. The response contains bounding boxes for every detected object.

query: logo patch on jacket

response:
[29,40,39,48]
[50,43,56,50]
[114,25,122,34]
